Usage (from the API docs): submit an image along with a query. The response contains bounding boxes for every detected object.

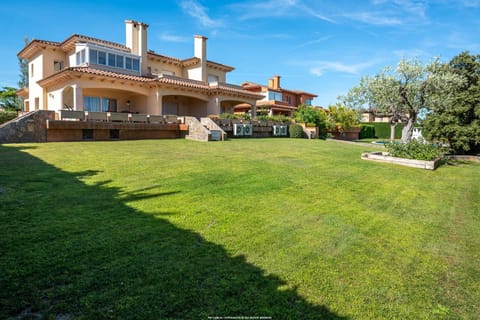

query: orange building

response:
[235,75,318,116]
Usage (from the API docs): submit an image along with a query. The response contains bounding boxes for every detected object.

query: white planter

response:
[361,151,442,170]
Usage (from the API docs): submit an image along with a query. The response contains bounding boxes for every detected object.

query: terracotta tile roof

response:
[17,39,61,59]
[60,34,130,52]
[37,67,261,100]
[206,60,234,72]
[157,75,210,89]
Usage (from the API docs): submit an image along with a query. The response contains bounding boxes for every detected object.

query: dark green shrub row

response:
[386,139,448,161]
[363,122,403,139]
[0,111,18,125]
[359,124,375,139]
[289,124,304,138]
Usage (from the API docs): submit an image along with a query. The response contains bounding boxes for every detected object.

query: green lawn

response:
[1,139,479,319]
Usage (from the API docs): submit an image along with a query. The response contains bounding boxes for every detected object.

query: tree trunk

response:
[390,123,396,142]
[401,113,417,143]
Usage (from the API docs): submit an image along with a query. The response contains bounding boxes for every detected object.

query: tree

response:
[423,52,480,154]
[0,87,22,111]
[326,103,359,133]
[342,58,461,143]
[294,104,328,128]
[18,36,29,89]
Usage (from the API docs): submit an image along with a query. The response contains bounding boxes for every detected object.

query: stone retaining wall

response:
[0,111,55,143]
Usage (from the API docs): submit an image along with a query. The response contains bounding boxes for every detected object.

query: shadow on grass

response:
[0,145,345,319]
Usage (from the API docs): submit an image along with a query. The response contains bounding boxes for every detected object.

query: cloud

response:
[233,0,334,23]
[180,0,222,28]
[340,0,427,26]
[293,36,333,50]
[158,33,188,43]
[309,60,378,76]
[342,11,403,25]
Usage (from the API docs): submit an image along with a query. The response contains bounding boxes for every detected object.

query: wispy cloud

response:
[458,0,480,7]
[340,0,427,26]
[293,36,332,50]
[180,0,222,28]
[309,60,379,77]
[342,12,403,26]
[233,0,335,23]
[158,33,188,43]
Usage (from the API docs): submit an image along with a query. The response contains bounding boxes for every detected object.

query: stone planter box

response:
[361,151,442,170]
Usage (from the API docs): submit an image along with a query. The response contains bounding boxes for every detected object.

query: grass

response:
[1,139,479,319]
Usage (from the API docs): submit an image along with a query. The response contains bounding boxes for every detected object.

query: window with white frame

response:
[84,44,139,72]
[76,49,86,65]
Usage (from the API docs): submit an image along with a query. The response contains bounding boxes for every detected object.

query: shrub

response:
[0,111,18,124]
[294,105,327,131]
[289,124,304,138]
[363,122,402,139]
[359,124,375,139]
[386,139,448,161]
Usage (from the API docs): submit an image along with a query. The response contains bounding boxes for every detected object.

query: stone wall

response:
[0,111,55,143]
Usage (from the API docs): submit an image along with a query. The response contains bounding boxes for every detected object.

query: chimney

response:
[194,35,208,82]
[273,75,281,89]
[125,20,149,75]
[268,78,274,88]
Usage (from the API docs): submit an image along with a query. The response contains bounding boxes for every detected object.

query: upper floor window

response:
[305,99,312,106]
[208,75,219,83]
[81,44,140,72]
[30,63,34,78]
[54,60,64,72]
[76,49,86,65]
[285,95,292,104]
[268,91,282,101]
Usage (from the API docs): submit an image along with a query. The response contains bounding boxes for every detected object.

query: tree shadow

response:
[0,145,347,319]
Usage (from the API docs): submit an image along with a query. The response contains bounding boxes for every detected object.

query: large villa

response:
[1,20,320,142]
[17,20,261,118]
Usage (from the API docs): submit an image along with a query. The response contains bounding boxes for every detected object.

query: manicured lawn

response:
[1,139,479,319]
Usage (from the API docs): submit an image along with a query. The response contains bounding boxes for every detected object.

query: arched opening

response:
[162,95,208,118]
[62,86,74,109]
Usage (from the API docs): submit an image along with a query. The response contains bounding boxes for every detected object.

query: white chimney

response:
[194,35,207,82]
[125,20,149,75]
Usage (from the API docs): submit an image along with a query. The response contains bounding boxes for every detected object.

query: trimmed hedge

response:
[359,124,375,139]
[289,124,304,138]
[363,122,403,139]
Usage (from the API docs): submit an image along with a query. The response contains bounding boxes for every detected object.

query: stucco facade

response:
[17,20,260,118]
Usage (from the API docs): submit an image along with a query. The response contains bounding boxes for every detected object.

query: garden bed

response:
[361,151,442,170]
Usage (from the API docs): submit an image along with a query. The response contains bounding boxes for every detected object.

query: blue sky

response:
[1,0,479,107]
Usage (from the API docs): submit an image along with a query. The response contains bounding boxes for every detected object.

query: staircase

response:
[184,116,226,142]
[0,110,55,143]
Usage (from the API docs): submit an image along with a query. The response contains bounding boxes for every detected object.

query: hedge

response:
[363,122,403,139]
[289,124,304,138]
[359,124,375,139]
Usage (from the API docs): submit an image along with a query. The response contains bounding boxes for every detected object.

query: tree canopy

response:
[341,58,462,142]
[423,52,480,154]
[0,87,22,111]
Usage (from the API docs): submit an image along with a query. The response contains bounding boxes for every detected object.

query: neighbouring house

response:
[360,110,393,123]
[235,75,318,117]
[16,20,260,118]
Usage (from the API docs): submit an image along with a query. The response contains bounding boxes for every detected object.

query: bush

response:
[363,122,402,139]
[0,111,18,124]
[359,124,375,139]
[386,139,448,160]
[289,124,304,138]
